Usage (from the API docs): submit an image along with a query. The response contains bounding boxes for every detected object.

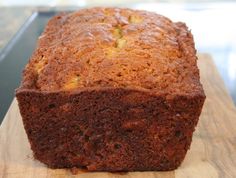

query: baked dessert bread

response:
[16,7,205,171]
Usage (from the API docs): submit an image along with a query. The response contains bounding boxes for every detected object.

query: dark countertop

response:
[0,4,236,122]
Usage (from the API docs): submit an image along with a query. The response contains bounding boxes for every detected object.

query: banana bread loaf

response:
[16,7,205,171]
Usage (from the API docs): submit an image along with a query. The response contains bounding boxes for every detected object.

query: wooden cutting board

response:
[0,54,236,178]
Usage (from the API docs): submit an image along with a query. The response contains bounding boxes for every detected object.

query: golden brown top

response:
[21,7,202,95]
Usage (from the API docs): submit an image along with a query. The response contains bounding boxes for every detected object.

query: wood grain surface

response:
[0,54,236,178]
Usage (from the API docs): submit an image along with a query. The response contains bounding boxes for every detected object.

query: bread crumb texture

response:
[21,7,201,94]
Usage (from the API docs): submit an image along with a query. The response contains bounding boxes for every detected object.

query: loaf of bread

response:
[16,7,205,171]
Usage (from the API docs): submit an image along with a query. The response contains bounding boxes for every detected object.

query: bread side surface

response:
[16,7,206,171]
[16,88,205,171]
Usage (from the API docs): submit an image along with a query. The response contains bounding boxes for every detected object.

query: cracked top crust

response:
[19,7,203,95]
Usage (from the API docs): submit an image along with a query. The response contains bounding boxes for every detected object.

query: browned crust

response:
[16,7,205,171]
[16,87,205,171]
[19,7,204,96]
